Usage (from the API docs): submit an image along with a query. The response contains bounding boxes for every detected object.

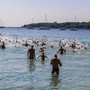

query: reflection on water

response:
[27,59,36,73]
[41,60,45,65]
[0,28,90,90]
[50,76,61,89]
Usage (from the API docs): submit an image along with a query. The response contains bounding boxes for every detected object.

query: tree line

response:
[22,22,90,29]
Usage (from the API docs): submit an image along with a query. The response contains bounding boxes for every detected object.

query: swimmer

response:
[27,45,36,60]
[57,46,66,55]
[50,54,62,76]
[37,53,47,61]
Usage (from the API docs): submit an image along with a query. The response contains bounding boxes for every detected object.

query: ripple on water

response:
[0,29,90,90]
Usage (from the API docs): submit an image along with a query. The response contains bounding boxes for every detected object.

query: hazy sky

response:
[0,0,90,27]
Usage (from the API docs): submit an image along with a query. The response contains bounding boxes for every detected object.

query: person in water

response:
[37,53,47,60]
[0,41,5,49]
[24,42,30,47]
[27,45,36,59]
[39,47,45,53]
[57,46,66,55]
[50,54,62,76]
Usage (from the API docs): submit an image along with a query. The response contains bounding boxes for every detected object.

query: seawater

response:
[0,28,90,90]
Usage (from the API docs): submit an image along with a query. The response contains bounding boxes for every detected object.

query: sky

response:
[0,0,90,27]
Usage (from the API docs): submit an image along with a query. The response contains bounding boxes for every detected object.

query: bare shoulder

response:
[57,59,60,61]
[51,59,53,61]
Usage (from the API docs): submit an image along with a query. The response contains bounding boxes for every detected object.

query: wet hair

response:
[54,54,57,58]
[42,53,44,54]
[31,45,33,48]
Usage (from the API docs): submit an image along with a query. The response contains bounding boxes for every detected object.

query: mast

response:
[45,13,48,23]
[0,19,4,27]
[0,18,1,27]
[75,16,76,22]
[32,18,33,24]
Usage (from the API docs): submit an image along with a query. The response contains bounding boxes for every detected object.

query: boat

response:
[27,27,35,29]
[70,28,79,31]
[38,14,50,30]
[38,27,50,30]
[70,16,79,31]
[0,19,4,28]
[59,28,66,30]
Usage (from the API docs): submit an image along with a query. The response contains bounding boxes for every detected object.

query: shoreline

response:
[22,22,90,30]
[0,27,90,30]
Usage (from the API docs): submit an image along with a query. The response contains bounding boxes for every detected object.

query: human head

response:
[31,45,33,48]
[54,54,57,58]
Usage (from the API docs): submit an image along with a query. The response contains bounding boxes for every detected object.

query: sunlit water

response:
[0,28,90,90]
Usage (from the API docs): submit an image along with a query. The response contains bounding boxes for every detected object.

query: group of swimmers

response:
[26,38,89,76]
[0,35,89,76]
[27,45,67,76]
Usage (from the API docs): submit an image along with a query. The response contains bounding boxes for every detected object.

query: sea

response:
[0,28,90,90]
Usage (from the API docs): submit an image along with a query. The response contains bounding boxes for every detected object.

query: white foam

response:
[0,35,89,55]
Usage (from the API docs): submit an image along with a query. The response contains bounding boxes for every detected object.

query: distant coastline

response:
[22,22,90,30]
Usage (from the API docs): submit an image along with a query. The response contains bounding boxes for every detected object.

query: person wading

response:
[50,54,62,76]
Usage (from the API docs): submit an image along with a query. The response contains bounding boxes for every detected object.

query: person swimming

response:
[0,41,6,49]
[57,46,66,55]
[23,42,30,47]
[37,53,47,61]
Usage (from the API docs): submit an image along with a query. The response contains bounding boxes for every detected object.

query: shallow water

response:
[0,28,90,90]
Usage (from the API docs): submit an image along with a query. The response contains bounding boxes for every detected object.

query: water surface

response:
[0,28,90,90]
